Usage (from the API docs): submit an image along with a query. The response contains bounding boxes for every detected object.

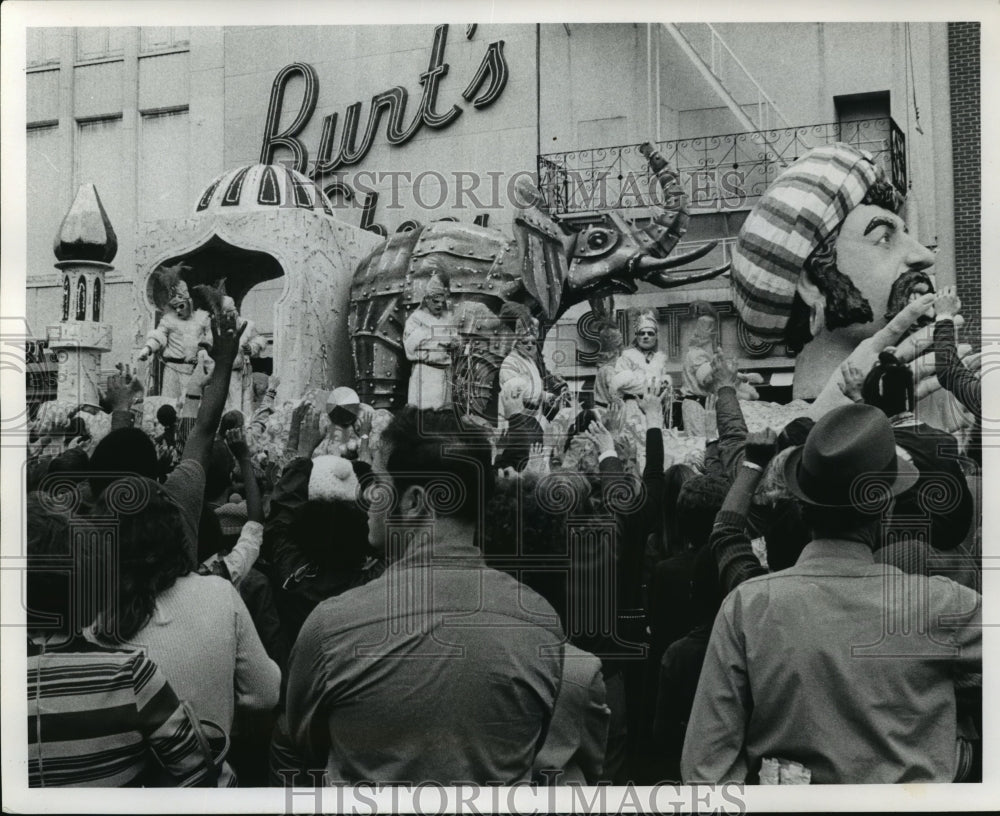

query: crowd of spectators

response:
[24,285,982,787]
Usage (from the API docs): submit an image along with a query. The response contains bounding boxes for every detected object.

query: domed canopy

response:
[194,164,335,216]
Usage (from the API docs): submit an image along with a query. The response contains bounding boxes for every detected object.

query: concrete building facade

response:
[24,22,971,404]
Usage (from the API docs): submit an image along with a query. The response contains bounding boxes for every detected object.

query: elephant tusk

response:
[634,241,718,274]
[647,263,730,289]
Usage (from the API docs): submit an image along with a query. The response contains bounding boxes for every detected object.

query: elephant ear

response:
[512,178,569,320]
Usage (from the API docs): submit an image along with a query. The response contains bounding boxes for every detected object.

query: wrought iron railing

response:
[537,117,906,216]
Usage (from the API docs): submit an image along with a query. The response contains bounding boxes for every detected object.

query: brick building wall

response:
[947,22,980,337]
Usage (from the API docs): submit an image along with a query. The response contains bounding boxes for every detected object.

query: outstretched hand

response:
[582,419,616,456]
[224,426,250,461]
[837,357,868,403]
[811,293,941,418]
[524,442,552,476]
[209,308,246,365]
[743,428,779,469]
[710,351,741,391]
[104,363,144,412]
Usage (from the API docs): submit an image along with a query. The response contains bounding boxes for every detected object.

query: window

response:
[27,27,63,68]
[76,28,127,61]
[140,27,190,53]
[138,110,191,222]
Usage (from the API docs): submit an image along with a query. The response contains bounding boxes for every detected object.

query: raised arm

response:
[932,287,981,417]
[179,308,242,467]
[710,430,776,596]
[710,352,749,480]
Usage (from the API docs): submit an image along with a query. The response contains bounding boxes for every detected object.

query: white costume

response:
[612,347,672,398]
[403,307,457,409]
[144,308,211,402]
[214,297,266,414]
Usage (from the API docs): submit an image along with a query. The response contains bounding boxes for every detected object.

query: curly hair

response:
[91,476,191,643]
[785,179,903,353]
[27,494,103,635]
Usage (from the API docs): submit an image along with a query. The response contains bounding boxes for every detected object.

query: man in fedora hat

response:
[681,403,981,784]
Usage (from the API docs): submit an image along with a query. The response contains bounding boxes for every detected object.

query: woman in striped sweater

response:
[26,494,215,787]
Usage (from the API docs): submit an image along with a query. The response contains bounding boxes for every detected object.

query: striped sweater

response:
[27,634,213,787]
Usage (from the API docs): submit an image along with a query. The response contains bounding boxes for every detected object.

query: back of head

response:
[220,410,245,435]
[662,464,696,555]
[690,544,723,623]
[294,459,372,570]
[764,498,810,571]
[48,447,90,478]
[205,438,236,500]
[27,494,95,636]
[383,406,494,524]
[92,475,190,642]
[89,428,157,497]
[676,475,730,550]
[495,413,544,472]
[156,403,178,429]
[862,351,914,418]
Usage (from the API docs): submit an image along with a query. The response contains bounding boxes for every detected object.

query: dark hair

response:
[494,413,544,472]
[197,505,224,565]
[763,499,810,571]
[89,429,158,498]
[861,350,914,418]
[291,460,372,570]
[662,464,697,556]
[800,502,878,541]
[156,404,178,428]
[784,180,902,353]
[483,472,591,630]
[205,438,236,500]
[27,494,103,635]
[220,410,244,435]
[675,475,730,550]
[92,476,191,642]
[690,544,723,623]
[563,408,600,453]
[383,407,494,524]
[776,417,815,453]
[48,447,90,477]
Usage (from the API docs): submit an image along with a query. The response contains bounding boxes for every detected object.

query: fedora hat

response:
[784,403,918,508]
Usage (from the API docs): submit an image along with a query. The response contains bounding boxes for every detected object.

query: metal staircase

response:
[663,23,791,133]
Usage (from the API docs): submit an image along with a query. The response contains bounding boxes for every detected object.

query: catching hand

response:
[743,428,779,469]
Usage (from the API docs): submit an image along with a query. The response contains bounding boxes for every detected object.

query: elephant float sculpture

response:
[349,143,728,410]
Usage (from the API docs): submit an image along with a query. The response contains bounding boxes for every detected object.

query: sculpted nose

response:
[904,237,935,271]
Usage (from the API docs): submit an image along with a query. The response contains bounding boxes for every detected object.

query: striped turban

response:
[731,143,894,341]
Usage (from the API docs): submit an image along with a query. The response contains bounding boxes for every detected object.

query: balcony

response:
[537,117,906,217]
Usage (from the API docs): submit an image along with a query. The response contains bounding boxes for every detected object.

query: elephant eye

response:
[587,230,611,250]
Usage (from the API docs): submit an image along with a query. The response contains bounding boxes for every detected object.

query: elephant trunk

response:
[631,141,689,259]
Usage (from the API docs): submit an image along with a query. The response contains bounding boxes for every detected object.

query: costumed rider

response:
[498,307,567,428]
[592,322,626,412]
[216,292,266,415]
[138,263,210,404]
[680,302,763,432]
[402,270,459,409]
[612,310,673,429]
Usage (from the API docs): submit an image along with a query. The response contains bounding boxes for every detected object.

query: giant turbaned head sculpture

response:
[731,143,935,399]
